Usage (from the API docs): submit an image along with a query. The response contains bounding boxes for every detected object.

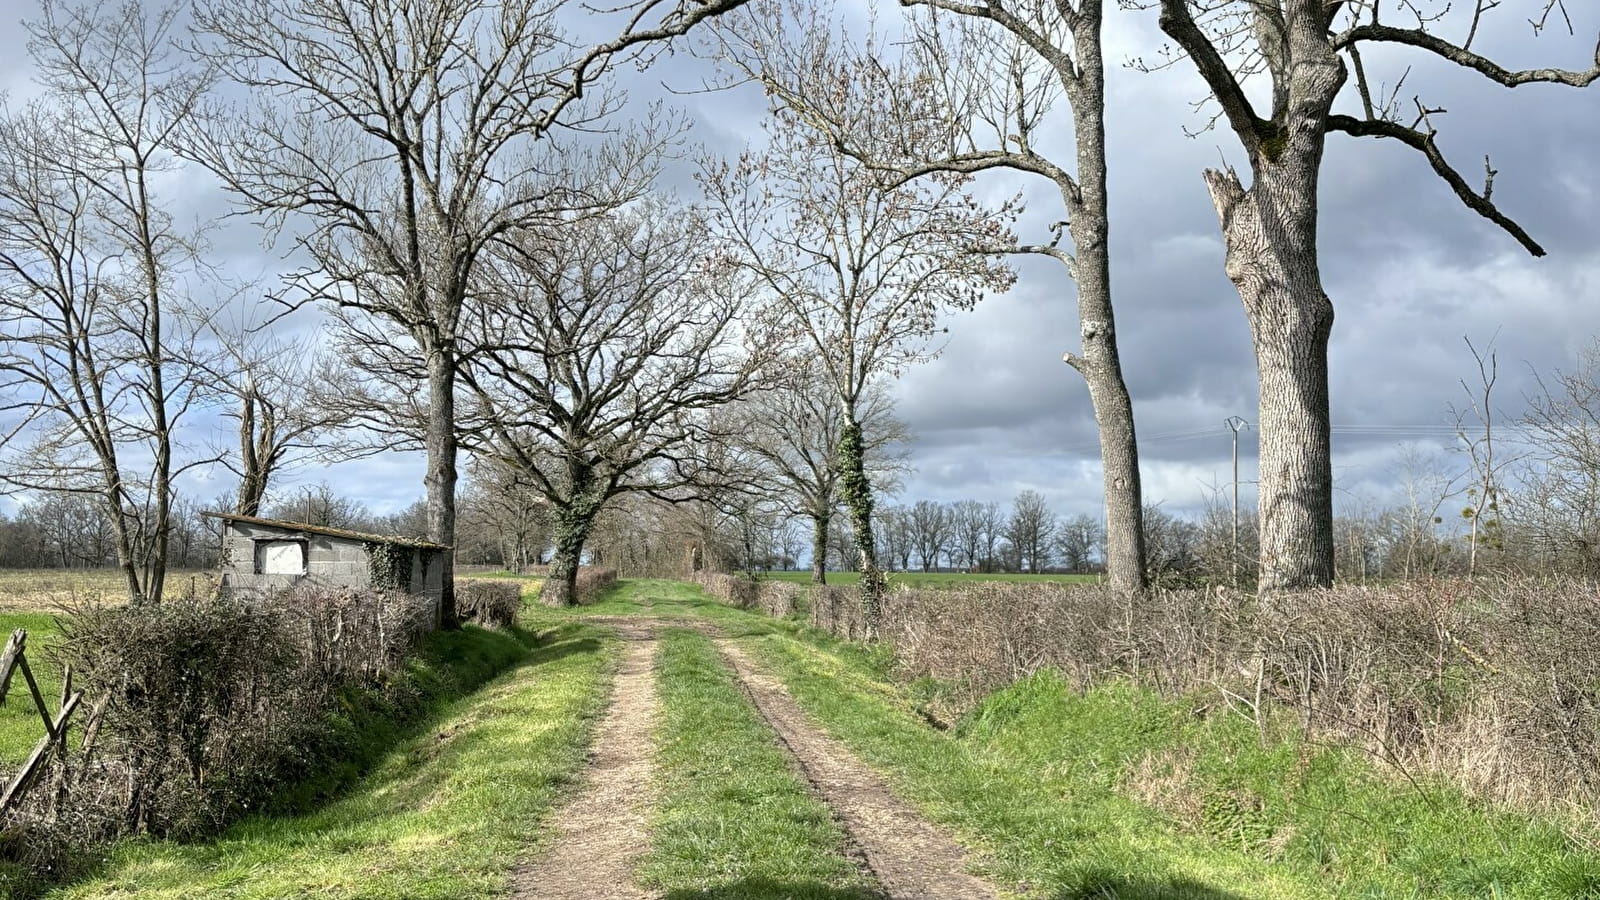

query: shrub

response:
[12,586,430,848]
[753,580,803,619]
[691,573,802,617]
[573,567,618,604]
[454,579,523,628]
[692,572,755,608]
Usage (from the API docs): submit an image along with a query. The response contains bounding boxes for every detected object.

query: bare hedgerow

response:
[3,580,434,888]
[693,573,804,619]
[572,567,619,605]
[790,576,1600,818]
[47,591,309,840]
[454,580,523,628]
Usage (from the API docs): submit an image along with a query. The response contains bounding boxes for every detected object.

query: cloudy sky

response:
[1,1,1597,527]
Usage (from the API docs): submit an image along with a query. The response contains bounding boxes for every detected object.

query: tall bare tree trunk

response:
[1062,21,1147,595]
[1201,146,1338,592]
[425,348,460,627]
[810,510,829,585]
[1158,1,1347,592]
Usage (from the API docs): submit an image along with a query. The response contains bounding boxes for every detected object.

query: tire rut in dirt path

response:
[510,623,660,900]
[717,642,1004,900]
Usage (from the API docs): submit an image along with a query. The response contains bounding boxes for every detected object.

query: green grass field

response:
[762,569,1100,589]
[0,611,68,769]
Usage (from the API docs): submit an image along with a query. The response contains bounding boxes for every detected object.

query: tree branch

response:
[1157,0,1266,158]
[1335,24,1600,87]
[1327,114,1546,256]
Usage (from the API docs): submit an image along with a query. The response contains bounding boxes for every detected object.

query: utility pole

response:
[1224,416,1249,587]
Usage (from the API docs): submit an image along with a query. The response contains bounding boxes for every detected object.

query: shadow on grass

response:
[1053,872,1255,900]
[662,880,884,900]
[267,622,570,815]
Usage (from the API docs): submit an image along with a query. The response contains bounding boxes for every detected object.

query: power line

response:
[1035,422,1529,458]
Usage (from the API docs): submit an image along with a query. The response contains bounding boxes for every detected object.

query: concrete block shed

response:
[204,512,448,612]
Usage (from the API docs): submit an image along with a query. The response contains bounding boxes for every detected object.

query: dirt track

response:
[509,622,661,900]
[719,641,1001,900]
[510,617,1000,900]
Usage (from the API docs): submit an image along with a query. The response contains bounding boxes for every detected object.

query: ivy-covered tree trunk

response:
[810,510,829,585]
[544,523,587,607]
[542,464,607,608]
[838,413,884,636]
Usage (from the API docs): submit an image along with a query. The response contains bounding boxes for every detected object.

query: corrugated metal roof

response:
[201,511,451,551]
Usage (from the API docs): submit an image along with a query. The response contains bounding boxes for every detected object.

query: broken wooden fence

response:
[0,627,98,814]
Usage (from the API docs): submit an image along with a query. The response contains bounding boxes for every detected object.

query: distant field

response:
[0,568,214,613]
[762,570,1100,588]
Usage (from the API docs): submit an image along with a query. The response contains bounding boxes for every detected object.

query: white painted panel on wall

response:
[258,541,305,575]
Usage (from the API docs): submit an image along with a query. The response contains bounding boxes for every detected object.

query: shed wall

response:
[219,520,445,621]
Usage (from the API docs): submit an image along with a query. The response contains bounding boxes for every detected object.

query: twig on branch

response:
[1327,114,1545,256]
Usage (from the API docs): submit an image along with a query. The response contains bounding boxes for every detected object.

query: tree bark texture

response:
[1203,160,1337,591]
[425,348,460,627]
[810,511,829,585]
[1060,12,1149,596]
[541,462,608,608]
[544,522,587,608]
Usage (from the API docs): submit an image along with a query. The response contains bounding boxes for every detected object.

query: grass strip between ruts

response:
[641,627,878,900]
[49,622,613,900]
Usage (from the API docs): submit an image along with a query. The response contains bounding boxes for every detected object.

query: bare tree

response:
[703,26,1016,633]
[220,333,348,517]
[1056,512,1104,575]
[1004,489,1056,573]
[459,456,548,573]
[1142,502,1200,586]
[0,1,221,605]
[977,500,1006,572]
[1513,339,1600,572]
[714,0,1148,595]
[1384,445,1462,579]
[949,499,989,572]
[265,481,374,530]
[1452,336,1516,577]
[909,500,953,572]
[189,0,755,625]
[738,359,909,584]
[1152,0,1599,590]
[460,198,766,606]
[878,505,916,573]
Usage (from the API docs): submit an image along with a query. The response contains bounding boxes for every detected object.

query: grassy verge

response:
[954,671,1600,898]
[642,628,875,900]
[46,622,613,900]
[744,634,1323,899]
[600,580,1600,899]
[762,570,1099,588]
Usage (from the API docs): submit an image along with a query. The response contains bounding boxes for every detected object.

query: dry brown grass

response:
[781,575,1600,822]
[0,568,215,612]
